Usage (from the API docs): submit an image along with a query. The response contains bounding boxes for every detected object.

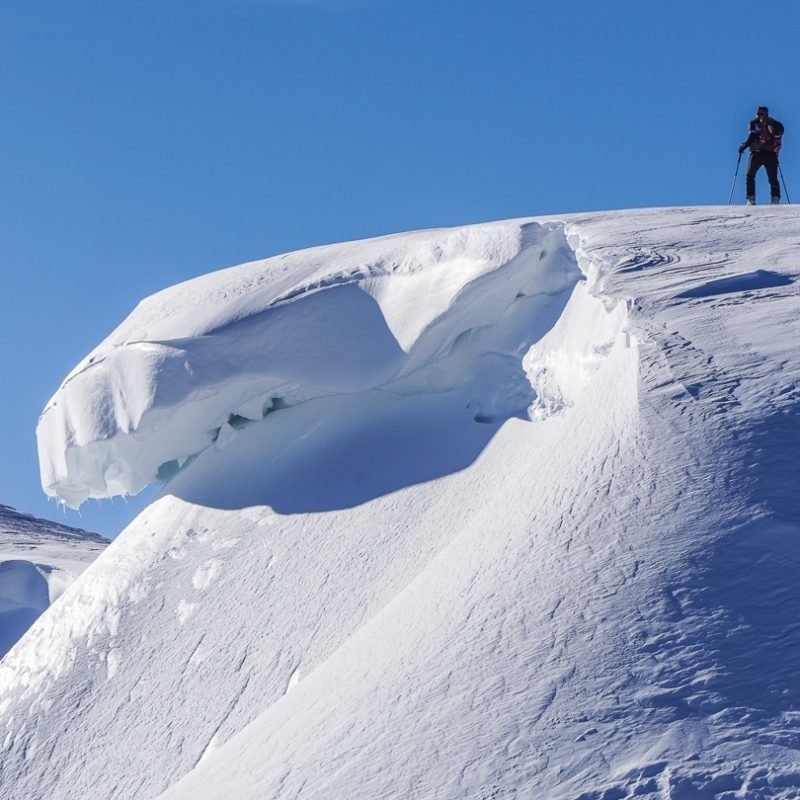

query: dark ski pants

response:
[746,151,780,201]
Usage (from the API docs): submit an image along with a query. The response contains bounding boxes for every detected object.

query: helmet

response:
[757,105,769,117]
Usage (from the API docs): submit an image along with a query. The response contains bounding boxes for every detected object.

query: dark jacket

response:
[742,117,784,154]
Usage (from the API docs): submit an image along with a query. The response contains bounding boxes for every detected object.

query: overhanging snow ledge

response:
[37,219,631,508]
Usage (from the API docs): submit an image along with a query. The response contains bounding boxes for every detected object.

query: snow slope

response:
[3,207,800,799]
[0,505,107,658]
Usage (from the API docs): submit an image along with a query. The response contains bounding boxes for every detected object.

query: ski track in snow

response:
[2,207,800,799]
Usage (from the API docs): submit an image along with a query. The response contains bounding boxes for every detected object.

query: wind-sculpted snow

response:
[5,207,800,800]
[38,221,582,508]
[0,505,107,658]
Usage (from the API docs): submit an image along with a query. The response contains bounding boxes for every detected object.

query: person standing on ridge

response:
[739,105,784,205]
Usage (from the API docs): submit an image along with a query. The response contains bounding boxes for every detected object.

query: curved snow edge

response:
[37,219,627,508]
[523,222,633,419]
[6,218,634,714]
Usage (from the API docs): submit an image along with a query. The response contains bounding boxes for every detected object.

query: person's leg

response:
[764,153,781,202]
[745,153,761,203]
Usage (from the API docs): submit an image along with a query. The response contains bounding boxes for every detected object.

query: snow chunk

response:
[105,648,121,680]
[38,221,582,507]
[191,561,222,591]
[175,600,198,625]
[524,284,630,419]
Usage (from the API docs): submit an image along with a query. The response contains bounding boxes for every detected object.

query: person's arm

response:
[739,122,757,154]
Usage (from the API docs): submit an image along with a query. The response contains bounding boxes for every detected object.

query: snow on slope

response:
[0,505,107,659]
[38,222,578,508]
[3,208,800,799]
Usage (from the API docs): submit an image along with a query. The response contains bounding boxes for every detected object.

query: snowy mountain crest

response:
[0,504,107,659]
[3,207,800,800]
[37,219,631,509]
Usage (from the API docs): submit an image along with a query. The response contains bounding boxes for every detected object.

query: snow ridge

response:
[4,207,800,800]
[0,505,107,658]
[37,221,584,508]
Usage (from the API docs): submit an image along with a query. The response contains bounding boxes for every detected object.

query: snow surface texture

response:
[0,505,107,659]
[3,208,800,799]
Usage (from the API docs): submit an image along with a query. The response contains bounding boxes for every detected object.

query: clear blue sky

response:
[2,0,799,537]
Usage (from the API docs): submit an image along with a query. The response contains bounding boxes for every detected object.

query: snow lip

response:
[38,218,595,508]
[46,203,786,508]
[674,269,793,299]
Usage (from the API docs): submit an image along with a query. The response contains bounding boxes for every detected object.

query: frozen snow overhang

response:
[37,220,589,508]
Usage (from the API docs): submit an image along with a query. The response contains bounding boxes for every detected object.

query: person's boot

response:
[771,195,780,205]
[746,196,756,205]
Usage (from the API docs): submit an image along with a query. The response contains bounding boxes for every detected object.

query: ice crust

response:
[38,221,584,507]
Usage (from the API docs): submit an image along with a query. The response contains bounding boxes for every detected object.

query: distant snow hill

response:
[0,504,107,658]
[3,207,800,799]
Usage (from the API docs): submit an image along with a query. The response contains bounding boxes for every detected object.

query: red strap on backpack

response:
[772,123,783,155]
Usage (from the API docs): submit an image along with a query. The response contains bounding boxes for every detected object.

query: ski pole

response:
[778,162,791,204]
[728,152,743,205]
